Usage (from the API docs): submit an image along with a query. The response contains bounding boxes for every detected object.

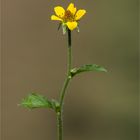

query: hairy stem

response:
[59,46,72,107]
[57,29,72,140]
[57,111,63,140]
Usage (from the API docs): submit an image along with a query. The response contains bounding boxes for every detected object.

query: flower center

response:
[63,10,74,22]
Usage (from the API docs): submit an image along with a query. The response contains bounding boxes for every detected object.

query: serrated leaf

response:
[71,64,107,77]
[20,93,53,109]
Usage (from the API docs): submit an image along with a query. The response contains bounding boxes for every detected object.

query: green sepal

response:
[62,23,67,35]
[20,93,53,110]
[77,25,80,32]
[70,64,107,77]
[58,23,62,31]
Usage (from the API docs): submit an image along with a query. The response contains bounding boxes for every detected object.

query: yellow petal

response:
[75,10,86,20]
[51,15,62,21]
[54,6,65,18]
[66,21,78,30]
[67,3,77,15]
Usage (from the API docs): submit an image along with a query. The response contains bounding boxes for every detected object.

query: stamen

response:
[63,10,74,21]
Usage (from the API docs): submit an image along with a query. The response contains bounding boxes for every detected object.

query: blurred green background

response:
[1,0,139,140]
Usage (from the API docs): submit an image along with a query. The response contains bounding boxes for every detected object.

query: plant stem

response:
[57,29,72,140]
[59,47,72,108]
[57,111,63,140]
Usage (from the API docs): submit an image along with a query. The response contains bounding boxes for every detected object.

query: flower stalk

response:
[57,29,72,140]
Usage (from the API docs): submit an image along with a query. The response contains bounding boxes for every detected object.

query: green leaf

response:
[20,93,53,109]
[70,64,107,77]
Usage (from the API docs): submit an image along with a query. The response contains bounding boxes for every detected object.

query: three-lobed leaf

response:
[70,64,107,77]
[20,93,53,109]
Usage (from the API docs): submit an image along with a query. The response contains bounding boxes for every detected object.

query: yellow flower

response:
[51,3,86,31]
